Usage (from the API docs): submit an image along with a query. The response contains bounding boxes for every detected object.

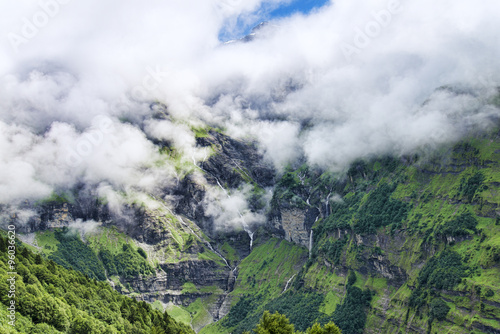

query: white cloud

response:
[0,0,498,207]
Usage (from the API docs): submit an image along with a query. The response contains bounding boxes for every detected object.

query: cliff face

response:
[270,207,319,248]
[5,128,500,334]
[255,138,500,334]
[196,130,275,189]
[1,128,274,332]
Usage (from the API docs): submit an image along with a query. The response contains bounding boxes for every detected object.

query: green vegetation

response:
[35,231,59,256]
[137,247,147,259]
[347,271,356,287]
[322,237,348,265]
[156,146,197,178]
[458,171,485,202]
[318,194,362,233]
[36,227,154,281]
[264,292,326,332]
[8,132,500,334]
[191,125,210,138]
[241,310,341,334]
[436,212,478,238]
[253,311,295,334]
[417,249,469,291]
[86,226,134,256]
[429,298,450,321]
[231,238,307,298]
[166,305,192,327]
[330,286,372,334]
[36,192,74,205]
[0,234,194,334]
[181,282,199,294]
[218,291,326,333]
[249,135,500,334]
[222,296,258,329]
[49,228,106,281]
[354,183,410,234]
[409,250,470,311]
[99,244,154,279]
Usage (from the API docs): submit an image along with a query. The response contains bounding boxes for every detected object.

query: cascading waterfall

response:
[216,181,253,251]
[232,266,238,285]
[215,178,253,251]
[325,192,332,218]
[242,223,254,250]
[282,274,296,293]
[192,157,254,251]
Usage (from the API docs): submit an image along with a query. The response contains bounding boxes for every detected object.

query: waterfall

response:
[191,158,254,251]
[309,230,313,259]
[242,223,254,250]
[232,266,238,285]
[213,178,253,251]
[282,274,296,293]
[325,192,332,218]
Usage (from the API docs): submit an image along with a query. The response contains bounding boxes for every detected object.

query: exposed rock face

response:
[348,231,409,287]
[122,205,176,245]
[215,230,252,262]
[122,258,235,330]
[4,188,110,233]
[269,207,319,248]
[160,260,231,291]
[360,256,408,285]
[196,130,275,189]
[171,174,206,223]
[122,259,232,296]
[1,129,274,333]
[214,294,233,320]
[46,203,73,227]
[280,209,308,246]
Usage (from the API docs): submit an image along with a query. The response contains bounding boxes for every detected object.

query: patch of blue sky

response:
[219,0,330,42]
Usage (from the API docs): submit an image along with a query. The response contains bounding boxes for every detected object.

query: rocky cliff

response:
[4,128,500,334]
[201,135,500,334]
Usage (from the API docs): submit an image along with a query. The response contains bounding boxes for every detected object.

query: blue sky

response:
[269,0,330,19]
[219,0,330,41]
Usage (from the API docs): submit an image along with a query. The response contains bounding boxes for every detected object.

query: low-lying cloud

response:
[0,0,499,225]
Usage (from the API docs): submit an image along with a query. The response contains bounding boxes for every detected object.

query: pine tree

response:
[255,311,296,334]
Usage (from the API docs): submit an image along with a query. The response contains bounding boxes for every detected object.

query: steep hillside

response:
[0,232,194,334]
[201,132,500,334]
[3,125,273,331]
[4,126,500,334]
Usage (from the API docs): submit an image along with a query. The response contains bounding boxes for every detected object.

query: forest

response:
[0,233,193,334]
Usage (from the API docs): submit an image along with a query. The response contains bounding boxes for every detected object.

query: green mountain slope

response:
[201,134,500,334]
[0,233,194,334]
[5,129,500,334]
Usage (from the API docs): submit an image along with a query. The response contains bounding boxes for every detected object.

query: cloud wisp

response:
[0,0,499,219]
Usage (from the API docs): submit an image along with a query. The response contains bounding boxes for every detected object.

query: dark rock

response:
[197,130,275,188]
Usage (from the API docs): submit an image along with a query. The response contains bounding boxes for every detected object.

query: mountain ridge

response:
[3,123,500,334]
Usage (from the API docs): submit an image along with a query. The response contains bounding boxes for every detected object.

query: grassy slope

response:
[203,135,500,334]
[312,137,500,333]
[200,238,308,334]
[12,130,500,333]
[0,232,194,334]
[231,238,307,298]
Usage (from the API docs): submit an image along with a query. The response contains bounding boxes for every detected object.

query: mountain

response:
[3,120,500,334]
[0,232,194,334]
[2,1,500,333]
[200,130,500,334]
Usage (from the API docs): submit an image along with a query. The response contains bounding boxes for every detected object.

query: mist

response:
[1,0,499,228]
